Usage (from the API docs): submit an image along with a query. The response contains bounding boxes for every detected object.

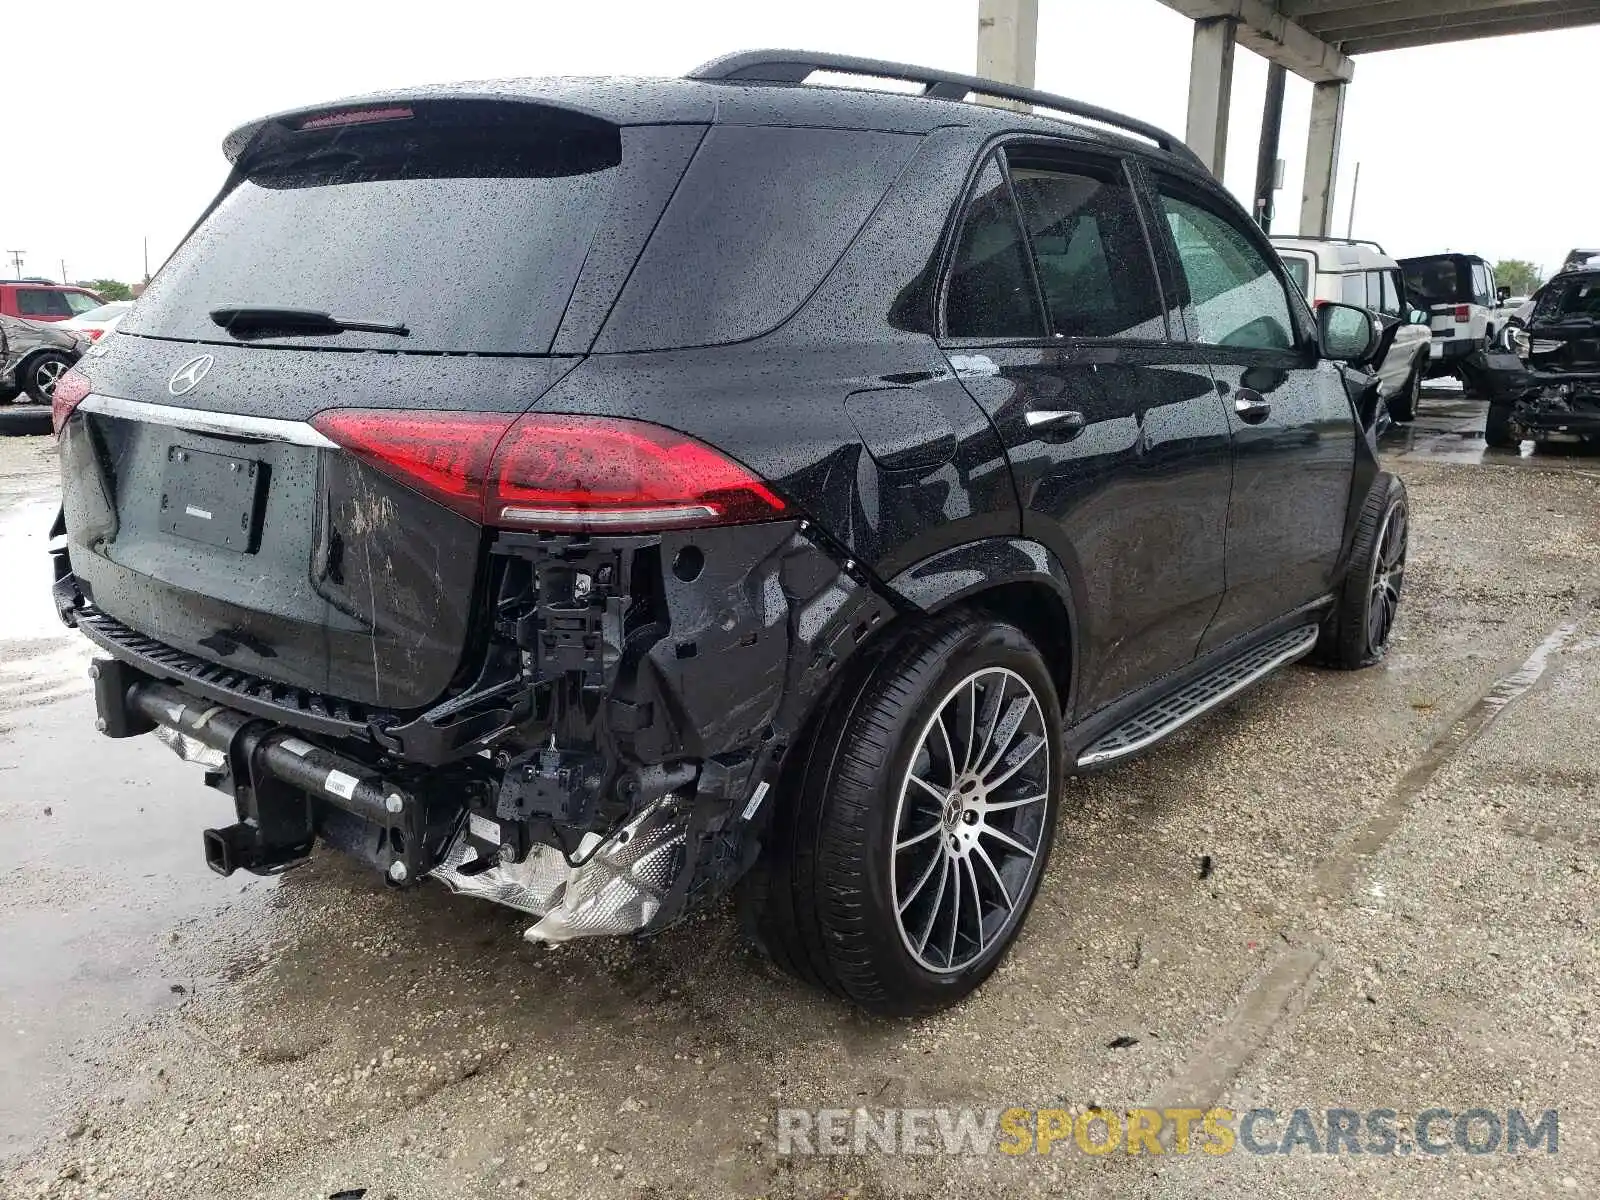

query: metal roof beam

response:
[1311,0,1600,41]
[1342,3,1600,50]
[1156,1,1356,81]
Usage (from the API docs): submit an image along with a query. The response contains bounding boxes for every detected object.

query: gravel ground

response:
[2,398,1597,1199]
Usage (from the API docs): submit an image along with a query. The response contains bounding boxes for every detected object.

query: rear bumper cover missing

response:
[77,519,898,939]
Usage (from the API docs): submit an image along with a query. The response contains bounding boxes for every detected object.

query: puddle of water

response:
[0,490,67,645]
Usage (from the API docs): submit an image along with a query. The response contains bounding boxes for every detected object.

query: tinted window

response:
[943,155,1044,339]
[16,289,72,317]
[1401,257,1471,307]
[599,126,919,352]
[1156,186,1294,350]
[124,106,637,354]
[1008,160,1164,340]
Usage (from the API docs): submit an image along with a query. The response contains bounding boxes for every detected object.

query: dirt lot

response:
[2,395,1598,1198]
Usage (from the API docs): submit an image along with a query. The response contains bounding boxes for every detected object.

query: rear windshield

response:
[76,302,128,323]
[1401,257,1472,307]
[123,104,633,355]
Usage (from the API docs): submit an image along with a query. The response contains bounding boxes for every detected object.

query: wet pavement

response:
[2,399,1598,1198]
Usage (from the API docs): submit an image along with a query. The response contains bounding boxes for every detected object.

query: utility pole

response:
[60,259,68,286]
[5,250,23,279]
[1345,161,1362,239]
[143,237,151,284]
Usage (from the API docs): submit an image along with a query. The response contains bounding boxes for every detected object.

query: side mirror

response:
[1318,302,1381,365]
[1497,286,1512,303]
[1407,308,1431,325]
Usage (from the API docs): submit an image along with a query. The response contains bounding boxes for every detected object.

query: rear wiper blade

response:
[209,306,408,337]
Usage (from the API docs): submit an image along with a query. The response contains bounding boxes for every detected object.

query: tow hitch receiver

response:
[91,659,430,883]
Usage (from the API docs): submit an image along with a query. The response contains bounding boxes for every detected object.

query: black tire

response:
[22,352,74,405]
[743,610,1063,1016]
[1314,473,1407,670]
[1389,357,1422,423]
[1484,401,1519,450]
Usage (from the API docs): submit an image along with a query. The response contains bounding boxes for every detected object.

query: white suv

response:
[1273,236,1431,421]
[1399,253,1500,389]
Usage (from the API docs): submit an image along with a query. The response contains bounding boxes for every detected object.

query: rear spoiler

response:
[222,91,621,164]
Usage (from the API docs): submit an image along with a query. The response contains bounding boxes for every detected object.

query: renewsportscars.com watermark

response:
[776,1106,1559,1158]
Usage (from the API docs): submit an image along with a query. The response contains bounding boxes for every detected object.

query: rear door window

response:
[122,104,676,355]
[942,154,1045,339]
[1340,274,1366,307]
[63,291,102,316]
[1006,156,1165,340]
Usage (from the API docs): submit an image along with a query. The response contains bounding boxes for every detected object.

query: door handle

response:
[1234,390,1271,424]
[1025,409,1086,440]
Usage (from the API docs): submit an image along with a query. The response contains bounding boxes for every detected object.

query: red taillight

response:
[85,328,105,341]
[51,368,91,435]
[309,410,786,531]
[1455,305,1471,322]
[297,105,414,130]
[309,410,513,522]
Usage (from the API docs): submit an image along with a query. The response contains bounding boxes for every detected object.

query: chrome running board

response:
[1076,625,1320,768]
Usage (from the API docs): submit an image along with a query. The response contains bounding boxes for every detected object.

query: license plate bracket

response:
[159,445,268,552]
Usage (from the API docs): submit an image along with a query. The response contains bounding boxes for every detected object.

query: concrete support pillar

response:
[1300,79,1347,236]
[976,0,1038,108]
[1252,63,1287,232]
[1185,16,1237,178]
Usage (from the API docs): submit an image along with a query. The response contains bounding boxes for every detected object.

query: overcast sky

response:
[4,0,1594,287]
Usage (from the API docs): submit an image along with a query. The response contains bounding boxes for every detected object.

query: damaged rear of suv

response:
[1483,266,1600,448]
[51,53,1405,1015]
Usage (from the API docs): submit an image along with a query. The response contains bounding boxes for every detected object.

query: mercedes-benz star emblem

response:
[168,354,215,396]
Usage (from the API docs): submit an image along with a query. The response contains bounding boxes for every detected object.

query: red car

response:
[0,280,105,322]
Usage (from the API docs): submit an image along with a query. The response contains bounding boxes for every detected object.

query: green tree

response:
[80,278,133,301]
[1493,260,1543,297]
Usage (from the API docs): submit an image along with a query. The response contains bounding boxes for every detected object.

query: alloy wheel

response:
[34,357,68,399]
[1368,501,1408,651]
[890,667,1051,974]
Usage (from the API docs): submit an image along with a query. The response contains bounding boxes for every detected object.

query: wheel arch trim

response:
[885,536,1082,716]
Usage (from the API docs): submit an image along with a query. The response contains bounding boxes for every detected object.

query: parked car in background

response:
[0,281,105,323]
[1272,235,1431,421]
[1399,253,1499,389]
[52,51,1408,1015]
[61,300,133,341]
[1482,265,1600,450]
[0,313,88,403]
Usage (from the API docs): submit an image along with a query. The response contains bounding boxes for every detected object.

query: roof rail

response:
[687,50,1205,170]
[1271,235,1388,254]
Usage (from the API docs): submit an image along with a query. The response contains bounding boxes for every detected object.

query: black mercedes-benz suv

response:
[50,52,1407,1015]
